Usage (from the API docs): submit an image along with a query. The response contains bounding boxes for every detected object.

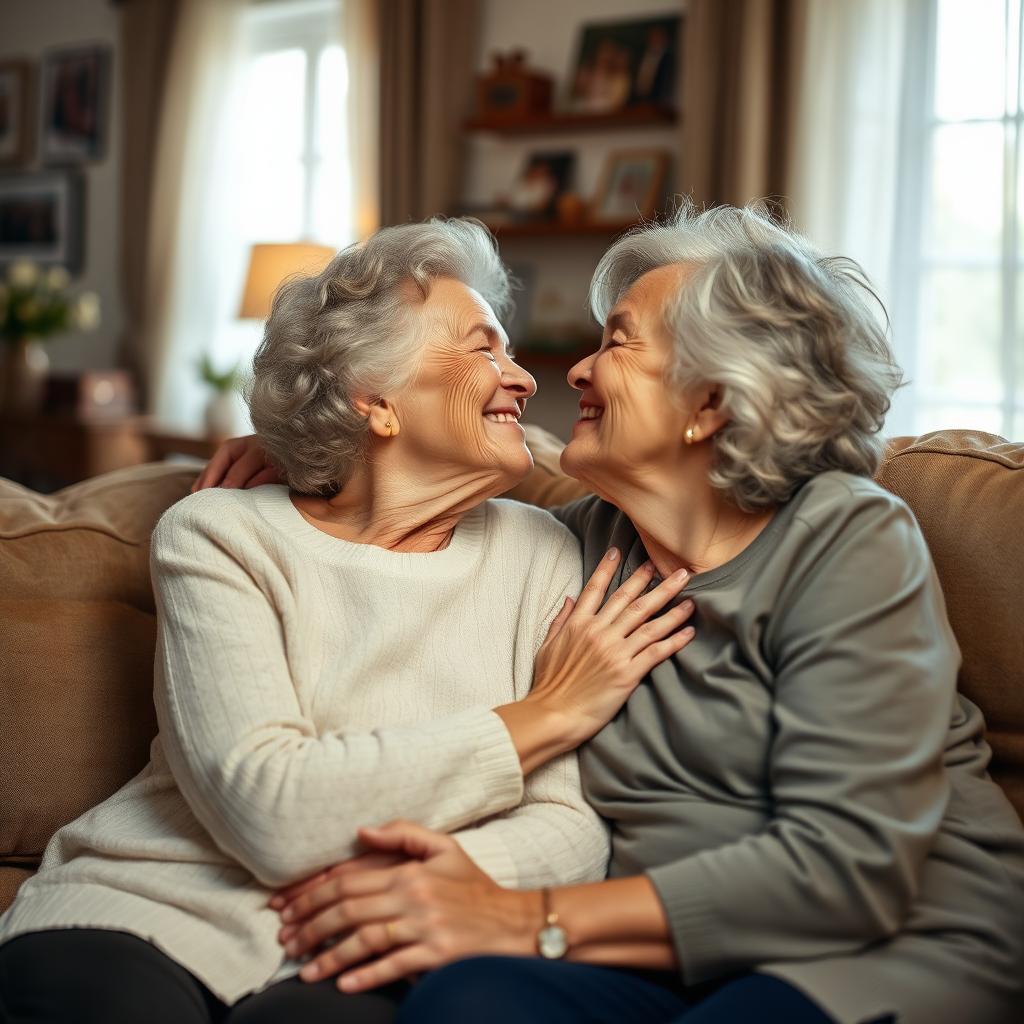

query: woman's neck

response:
[290,457,502,553]
[594,456,777,578]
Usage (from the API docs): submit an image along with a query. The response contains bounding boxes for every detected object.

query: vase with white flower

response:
[0,260,101,416]
[198,353,243,439]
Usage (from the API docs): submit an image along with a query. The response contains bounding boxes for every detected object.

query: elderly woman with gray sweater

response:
[193,205,1024,1024]
[0,221,697,1023]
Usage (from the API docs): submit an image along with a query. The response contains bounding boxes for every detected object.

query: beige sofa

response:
[1,425,1022,913]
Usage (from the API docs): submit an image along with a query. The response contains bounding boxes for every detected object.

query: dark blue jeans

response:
[397,956,837,1024]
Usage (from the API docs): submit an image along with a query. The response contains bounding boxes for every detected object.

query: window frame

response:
[891,0,1023,439]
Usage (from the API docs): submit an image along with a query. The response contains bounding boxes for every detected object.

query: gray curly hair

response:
[589,201,903,511]
[245,218,513,495]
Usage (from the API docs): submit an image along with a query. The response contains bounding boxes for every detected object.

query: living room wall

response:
[0,0,123,374]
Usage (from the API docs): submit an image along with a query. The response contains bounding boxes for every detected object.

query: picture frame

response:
[567,15,681,114]
[0,60,34,167]
[40,45,111,164]
[0,171,85,271]
[590,149,670,224]
[505,150,576,222]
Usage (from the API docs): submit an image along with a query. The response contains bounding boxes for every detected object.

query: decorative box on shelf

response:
[475,49,553,122]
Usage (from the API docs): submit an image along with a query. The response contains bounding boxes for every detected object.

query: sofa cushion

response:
[0,462,196,866]
[0,866,35,914]
[877,430,1024,819]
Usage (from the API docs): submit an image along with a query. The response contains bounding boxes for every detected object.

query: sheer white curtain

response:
[789,0,1024,439]
[144,0,376,432]
[143,0,250,430]
[786,0,915,433]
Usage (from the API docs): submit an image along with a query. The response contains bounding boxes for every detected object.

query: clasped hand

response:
[268,821,538,993]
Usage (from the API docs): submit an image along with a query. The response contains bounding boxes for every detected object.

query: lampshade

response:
[238,242,336,320]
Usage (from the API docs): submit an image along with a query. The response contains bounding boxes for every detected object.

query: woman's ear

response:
[354,396,399,439]
[690,384,729,442]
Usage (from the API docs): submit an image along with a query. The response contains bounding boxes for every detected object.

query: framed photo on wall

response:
[0,61,34,167]
[591,149,670,224]
[40,46,111,164]
[0,171,85,271]
[567,15,681,114]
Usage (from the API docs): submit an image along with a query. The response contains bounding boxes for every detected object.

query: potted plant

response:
[0,260,101,416]
[198,352,243,438]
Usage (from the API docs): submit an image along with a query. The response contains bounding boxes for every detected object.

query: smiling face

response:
[388,276,537,488]
[561,263,696,494]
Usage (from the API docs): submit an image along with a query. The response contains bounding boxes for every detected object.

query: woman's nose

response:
[567,351,596,390]
[502,361,537,400]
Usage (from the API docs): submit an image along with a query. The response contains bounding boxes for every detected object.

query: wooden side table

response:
[0,412,152,492]
[140,424,223,463]
[0,414,224,491]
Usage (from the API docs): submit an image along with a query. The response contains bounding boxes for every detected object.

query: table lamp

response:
[238,242,336,320]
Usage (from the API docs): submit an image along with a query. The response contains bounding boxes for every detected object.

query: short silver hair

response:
[245,218,512,495]
[589,200,903,511]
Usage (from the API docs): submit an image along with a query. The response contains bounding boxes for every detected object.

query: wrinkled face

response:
[391,277,537,485]
[561,264,692,492]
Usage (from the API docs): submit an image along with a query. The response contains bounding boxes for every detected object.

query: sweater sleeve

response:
[645,484,957,984]
[451,513,610,888]
[149,498,525,889]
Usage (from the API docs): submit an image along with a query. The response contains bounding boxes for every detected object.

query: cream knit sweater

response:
[0,485,609,1004]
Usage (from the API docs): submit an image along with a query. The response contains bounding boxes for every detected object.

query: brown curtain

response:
[116,0,181,407]
[681,0,808,211]
[378,0,480,225]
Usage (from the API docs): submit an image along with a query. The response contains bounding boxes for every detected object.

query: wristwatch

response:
[536,887,569,959]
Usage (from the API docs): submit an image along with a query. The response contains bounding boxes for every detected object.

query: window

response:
[211,0,350,396]
[239,0,350,243]
[891,0,1022,438]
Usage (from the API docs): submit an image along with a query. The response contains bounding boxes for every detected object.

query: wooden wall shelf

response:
[485,219,638,239]
[465,105,677,135]
[515,347,594,370]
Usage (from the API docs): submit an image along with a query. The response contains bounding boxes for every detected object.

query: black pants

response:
[0,929,408,1023]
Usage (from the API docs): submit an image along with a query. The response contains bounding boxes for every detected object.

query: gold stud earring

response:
[385,420,393,436]
[685,426,695,443]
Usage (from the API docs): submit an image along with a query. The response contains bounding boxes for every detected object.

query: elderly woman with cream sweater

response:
[0,220,695,1023]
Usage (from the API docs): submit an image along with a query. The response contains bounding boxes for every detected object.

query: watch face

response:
[538,924,568,959]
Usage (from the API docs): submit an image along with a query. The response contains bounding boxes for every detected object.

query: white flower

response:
[45,266,70,291]
[73,291,101,331]
[7,260,39,289]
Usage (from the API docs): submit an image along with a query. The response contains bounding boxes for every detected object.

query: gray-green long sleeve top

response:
[554,470,1024,1024]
